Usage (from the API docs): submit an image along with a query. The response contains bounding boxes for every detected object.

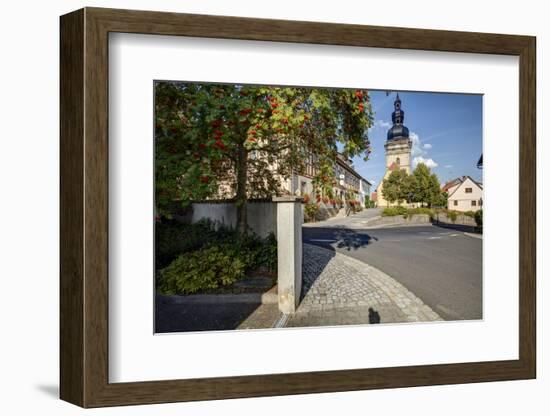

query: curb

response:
[463,232,483,239]
[362,222,434,230]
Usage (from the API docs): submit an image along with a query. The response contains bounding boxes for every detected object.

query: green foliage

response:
[157,230,278,295]
[447,210,458,223]
[475,209,483,227]
[463,210,476,218]
[382,169,409,204]
[408,163,444,207]
[157,245,247,295]
[433,191,448,208]
[410,163,431,205]
[364,195,375,208]
[155,82,374,219]
[406,207,435,219]
[382,206,434,219]
[382,206,408,217]
[256,233,278,272]
[156,219,277,284]
[304,202,320,222]
[155,218,233,269]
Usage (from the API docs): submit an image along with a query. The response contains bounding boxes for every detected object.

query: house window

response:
[465,187,472,193]
[471,200,477,206]
[453,200,458,206]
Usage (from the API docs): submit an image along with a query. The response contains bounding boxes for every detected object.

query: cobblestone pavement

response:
[285,244,442,327]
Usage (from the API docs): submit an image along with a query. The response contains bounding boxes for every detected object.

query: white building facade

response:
[444,176,483,212]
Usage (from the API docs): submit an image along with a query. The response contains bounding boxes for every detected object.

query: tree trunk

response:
[235,143,248,234]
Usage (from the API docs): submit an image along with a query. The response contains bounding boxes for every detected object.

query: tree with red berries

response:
[155,82,373,234]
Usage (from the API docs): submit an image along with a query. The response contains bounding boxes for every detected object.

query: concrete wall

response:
[189,201,277,238]
[434,212,477,226]
[366,214,432,228]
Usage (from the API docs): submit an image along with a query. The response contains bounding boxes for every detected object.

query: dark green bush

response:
[447,210,458,223]
[382,206,408,217]
[406,207,435,219]
[157,245,247,295]
[475,209,483,227]
[155,219,278,294]
[255,233,278,272]
[155,218,231,269]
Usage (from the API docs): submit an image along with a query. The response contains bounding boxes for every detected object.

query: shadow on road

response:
[304,227,377,251]
[334,229,378,250]
[432,220,482,234]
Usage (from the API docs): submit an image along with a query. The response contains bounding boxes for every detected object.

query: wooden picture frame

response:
[60,7,536,408]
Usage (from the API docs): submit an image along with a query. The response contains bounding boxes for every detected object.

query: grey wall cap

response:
[272,196,303,203]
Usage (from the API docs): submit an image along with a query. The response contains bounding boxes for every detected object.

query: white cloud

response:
[444,164,453,169]
[410,132,424,156]
[423,143,432,149]
[413,156,438,169]
[369,119,392,131]
[376,119,392,129]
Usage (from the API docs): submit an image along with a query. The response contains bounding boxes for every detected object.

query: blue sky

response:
[352,90,483,188]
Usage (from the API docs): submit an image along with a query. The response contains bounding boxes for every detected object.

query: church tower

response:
[375,93,413,207]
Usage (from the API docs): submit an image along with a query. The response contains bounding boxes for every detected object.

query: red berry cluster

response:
[238,108,252,116]
[355,90,365,112]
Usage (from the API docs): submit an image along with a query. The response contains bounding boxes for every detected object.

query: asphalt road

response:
[303,225,482,321]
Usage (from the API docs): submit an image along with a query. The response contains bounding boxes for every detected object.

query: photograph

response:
[153,82,483,333]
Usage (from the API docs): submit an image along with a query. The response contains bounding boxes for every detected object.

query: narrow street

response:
[303,210,482,321]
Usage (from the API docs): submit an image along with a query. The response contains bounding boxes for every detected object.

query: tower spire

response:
[387,93,410,140]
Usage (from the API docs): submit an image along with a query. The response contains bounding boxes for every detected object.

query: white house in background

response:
[442,176,483,212]
[358,179,372,206]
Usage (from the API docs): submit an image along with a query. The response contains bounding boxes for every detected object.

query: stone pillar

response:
[273,196,303,314]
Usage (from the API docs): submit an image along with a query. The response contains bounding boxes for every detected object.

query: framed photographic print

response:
[60,7,536,408]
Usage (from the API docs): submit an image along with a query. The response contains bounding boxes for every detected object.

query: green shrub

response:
[304,202,320,222]
[157,245,247,295]
[155,218,226,269]
[447,210,458,223]
[157,232,278,295]
[382,206,408,217]
[406,207,435,219]
[463,211,476,218]
[475,209,483,227]
[156,217,277,274]
[364,197,375,208]
[255,233,278,272]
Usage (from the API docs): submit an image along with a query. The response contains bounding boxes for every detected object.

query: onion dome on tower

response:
[387,93,410,141]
